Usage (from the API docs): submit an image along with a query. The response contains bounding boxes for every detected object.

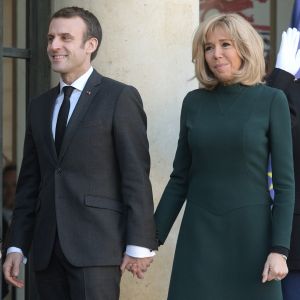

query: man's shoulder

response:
[99,74,135,91]
[29,86,59,106]
[94,73,142,103]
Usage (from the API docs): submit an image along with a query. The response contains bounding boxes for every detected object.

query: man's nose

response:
[49,37,62,50]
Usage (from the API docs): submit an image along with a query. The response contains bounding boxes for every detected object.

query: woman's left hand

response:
[262,253,288,283]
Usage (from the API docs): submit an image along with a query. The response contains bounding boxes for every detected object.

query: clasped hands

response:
[120,254,153,279]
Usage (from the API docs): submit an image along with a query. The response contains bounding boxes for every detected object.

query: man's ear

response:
[86,37,98,55]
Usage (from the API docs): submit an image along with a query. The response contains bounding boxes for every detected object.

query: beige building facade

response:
[51,1,198,299]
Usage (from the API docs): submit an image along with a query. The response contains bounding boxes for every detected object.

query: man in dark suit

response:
[3,6,157,300]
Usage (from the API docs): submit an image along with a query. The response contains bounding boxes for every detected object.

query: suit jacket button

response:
[57,168,62,174]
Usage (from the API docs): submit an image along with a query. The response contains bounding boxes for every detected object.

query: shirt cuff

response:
[7,247,27,264]
[125,245,156,258]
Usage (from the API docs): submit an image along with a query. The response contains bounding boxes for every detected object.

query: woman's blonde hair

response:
[192,13,265,90]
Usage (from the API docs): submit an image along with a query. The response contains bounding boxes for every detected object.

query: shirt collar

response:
[59,66,94,94]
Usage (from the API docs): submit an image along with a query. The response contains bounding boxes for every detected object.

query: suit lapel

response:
[58,70,103,162]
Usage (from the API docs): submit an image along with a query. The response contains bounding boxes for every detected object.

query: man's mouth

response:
[51,55,67,61]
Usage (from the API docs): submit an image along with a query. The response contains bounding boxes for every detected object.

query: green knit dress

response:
[155,84,295,300]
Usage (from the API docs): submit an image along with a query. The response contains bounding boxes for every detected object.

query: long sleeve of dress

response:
[269,90,295,249]
[154,96,192,244]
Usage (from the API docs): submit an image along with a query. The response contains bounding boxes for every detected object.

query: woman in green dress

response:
[155,13,295,300]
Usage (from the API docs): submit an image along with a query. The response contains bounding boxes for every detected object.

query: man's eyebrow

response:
[47,32,74,37]
[60,33,73,36]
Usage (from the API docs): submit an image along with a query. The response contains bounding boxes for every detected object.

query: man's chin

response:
[51,64,67,74]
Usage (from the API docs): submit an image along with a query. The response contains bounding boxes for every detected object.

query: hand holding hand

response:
[275,27,300,75]
[262,252,288,283]
[120,254,154,279]
[3,252,24,288]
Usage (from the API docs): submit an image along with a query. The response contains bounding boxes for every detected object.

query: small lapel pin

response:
[86,91,91,95]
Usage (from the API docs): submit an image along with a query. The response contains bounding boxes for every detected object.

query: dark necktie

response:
[55,86,74,155]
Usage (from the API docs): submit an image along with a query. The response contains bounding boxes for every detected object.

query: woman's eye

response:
[205,45,213,52]
[222,42,231,48]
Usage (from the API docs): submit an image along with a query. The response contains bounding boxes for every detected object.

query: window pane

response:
[3,0,26,48]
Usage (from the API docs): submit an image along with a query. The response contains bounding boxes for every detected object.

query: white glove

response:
[275,27,300,76]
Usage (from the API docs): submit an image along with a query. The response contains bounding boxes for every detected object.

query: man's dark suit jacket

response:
[7,70,157,270]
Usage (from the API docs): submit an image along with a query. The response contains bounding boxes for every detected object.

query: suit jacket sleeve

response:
[267,68,297,128]
[7,100,41,256]
[113,86,157,250]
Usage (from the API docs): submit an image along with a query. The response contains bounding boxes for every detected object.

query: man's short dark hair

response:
[51,7,102,61]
